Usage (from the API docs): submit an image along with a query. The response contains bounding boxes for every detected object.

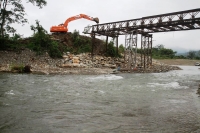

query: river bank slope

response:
[157,59,200,66]
[0,48,182,75]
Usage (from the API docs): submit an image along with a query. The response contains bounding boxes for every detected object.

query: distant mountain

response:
[169,46,189,54]
[167,46,199,56]
[175,49,200,57]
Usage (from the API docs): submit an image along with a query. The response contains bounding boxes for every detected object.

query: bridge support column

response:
[116,36,118,54]
[141,34,152,69]
[124,32,138,70]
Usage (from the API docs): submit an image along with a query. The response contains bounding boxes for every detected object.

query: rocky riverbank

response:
[0,49,181,75]
[197,84,200,96]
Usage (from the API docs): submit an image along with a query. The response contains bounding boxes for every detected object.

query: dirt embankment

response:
[157,59,199,66]
[0,34,184,75]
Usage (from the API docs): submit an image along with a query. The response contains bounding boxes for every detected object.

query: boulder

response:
[61,64,73,68]
[73,63,80,67]
[24,65,31,73]
[197,84,200,95]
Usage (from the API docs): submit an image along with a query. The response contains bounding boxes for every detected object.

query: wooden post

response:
[116,36,118,54]
[106,36,108,53]
[91,33,95,57]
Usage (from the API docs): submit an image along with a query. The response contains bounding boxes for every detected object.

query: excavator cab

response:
[50,25,68,33]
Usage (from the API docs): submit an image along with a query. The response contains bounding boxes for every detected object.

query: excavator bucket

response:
[50,26,68,33]
[93,17,99,23]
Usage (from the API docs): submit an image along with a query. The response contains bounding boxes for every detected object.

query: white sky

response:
[14,0,200,52]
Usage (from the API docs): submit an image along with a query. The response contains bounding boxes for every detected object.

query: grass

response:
[156,59,200,66]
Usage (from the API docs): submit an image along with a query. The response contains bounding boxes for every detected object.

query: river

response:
[0,66,200,133]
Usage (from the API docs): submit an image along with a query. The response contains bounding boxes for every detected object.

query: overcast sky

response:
[15,0,200,52]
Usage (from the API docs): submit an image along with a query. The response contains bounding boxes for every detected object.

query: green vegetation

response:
[0,0,198,60]
[0,0,47,51]
[0,0,199,61]
[0,33,22,50]
[186,50,200,60]
[10,64,24,73]
[71,30,92,54]
[152,44,176,59]
[106,41,122,57]
[149,45,200,60]
[10,64,31,73]
[118,44,125,54]
[106,41,116,57]
[29,20,62,58]
[0,0,46,37]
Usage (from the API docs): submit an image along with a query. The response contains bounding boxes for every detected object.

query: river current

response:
[0,66,200,133]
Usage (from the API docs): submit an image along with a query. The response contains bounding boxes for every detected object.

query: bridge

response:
[83,8,200,69]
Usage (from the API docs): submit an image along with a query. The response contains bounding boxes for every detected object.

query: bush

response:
[106,41,120,57]
[0,34,23,51]
[48,41,62,58]
[30,20,63,58]
[118,44,125,54]
[0,36,9,50]
[71,30,92,54]
[30,20,51,54]
[10,64,24,73]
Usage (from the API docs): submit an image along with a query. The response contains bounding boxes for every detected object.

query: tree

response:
[187,50,196,59]
[29,20,62,58]
[154,44,164,50]
[197,50,200,57]
[0,0,47,37]
[106,41,117,57]
[152,44,176,59]
[118,44,125,54]
[160,48,176,58]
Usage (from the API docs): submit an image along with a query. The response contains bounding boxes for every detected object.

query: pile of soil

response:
[50,32,105,55]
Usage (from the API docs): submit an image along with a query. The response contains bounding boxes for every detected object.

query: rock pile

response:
[61,52,118,69]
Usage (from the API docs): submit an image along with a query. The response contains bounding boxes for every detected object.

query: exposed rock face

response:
[61,52,118,69]
[24,65,31,73]
[197,84,200,96]
[0,49,181,74]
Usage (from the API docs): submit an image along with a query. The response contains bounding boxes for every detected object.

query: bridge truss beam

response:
[83,8,200,70]
[83,8,200,36]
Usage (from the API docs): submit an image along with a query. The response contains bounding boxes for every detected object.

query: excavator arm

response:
[50,14,99,33]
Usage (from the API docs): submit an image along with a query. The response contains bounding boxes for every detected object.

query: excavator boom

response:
[50,14,99,33]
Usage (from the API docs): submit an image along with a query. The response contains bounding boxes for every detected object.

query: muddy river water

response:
[0,66,200,133]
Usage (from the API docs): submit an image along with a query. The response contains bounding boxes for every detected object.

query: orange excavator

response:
[50,14,99,33]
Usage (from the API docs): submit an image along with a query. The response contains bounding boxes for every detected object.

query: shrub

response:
[30,20,63,58]
[10,64,24,73]
[48,41,62,58]
[30,20,51,54]
[71,30,93,54]
[118,44,125,54]
[106,41,120,57]
[0,34,23,51]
